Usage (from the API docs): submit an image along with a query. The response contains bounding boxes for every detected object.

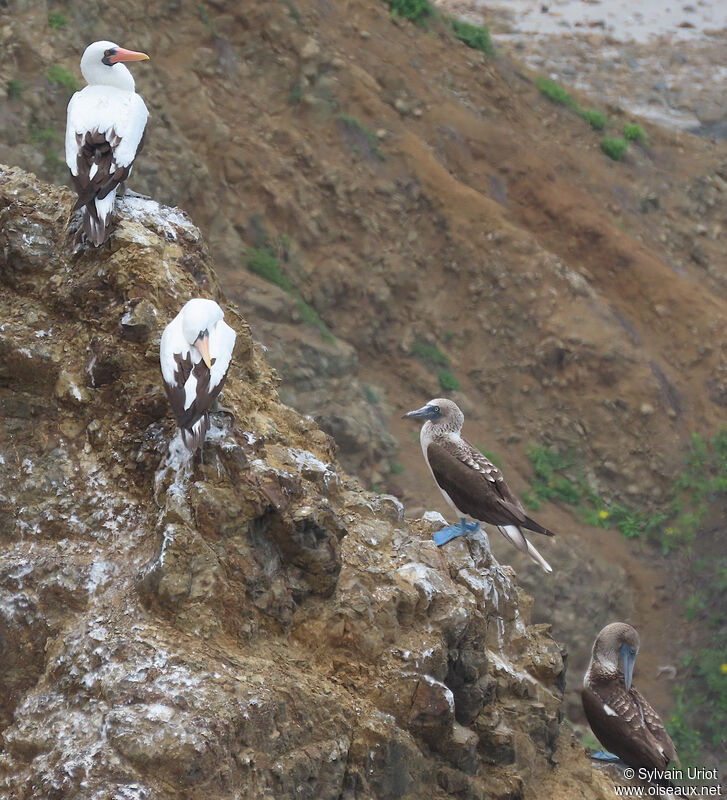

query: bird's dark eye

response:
[630,648,636,655]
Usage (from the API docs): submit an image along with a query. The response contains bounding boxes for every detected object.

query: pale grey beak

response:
[402,404,437,420]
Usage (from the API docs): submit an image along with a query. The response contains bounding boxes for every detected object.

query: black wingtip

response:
[523,516,556,537]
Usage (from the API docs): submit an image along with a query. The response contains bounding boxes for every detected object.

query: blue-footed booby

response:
[402,398,555,572]
[160,299,236,451]
[65,40,150,246]
[582,622,679,783]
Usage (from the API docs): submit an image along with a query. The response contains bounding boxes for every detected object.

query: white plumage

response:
[65,40,149,246]
[160,299,236,451]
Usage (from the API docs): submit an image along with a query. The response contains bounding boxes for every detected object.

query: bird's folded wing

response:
[582,685,672,770]
[66,87,148,173]
[632,688,679,765]
[209,320,236,389]
[427,439,527,525]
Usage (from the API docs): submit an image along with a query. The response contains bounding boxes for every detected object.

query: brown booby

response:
[402,398,555,572]
[160,298,237,451]
[65,40,150,246]
[582,622,679,783]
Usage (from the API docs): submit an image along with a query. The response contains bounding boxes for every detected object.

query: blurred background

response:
[1,0,725,774]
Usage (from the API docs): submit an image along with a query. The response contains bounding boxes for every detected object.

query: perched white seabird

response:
[160,299,237,451]
[65,40,150,246]
[403,398,555,572]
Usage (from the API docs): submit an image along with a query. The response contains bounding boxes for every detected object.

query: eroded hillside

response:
[2,0,726,769]
[0,165,632,799]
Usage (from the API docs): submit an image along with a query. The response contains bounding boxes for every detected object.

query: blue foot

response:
[590,750,622,763]
[433,519,480,546]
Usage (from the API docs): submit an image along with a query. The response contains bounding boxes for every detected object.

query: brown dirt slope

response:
[0,164,631,800]
[2,0,726,756]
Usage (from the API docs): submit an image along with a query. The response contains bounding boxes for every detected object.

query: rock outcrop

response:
[0,166,620,798]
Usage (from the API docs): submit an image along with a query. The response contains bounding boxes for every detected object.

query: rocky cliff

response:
[0,166,624,799]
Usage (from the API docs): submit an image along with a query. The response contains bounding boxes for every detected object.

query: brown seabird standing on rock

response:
[65,40,150,246]
[160,298,236,451]
[402,398,555,572]
[582,622,679,783]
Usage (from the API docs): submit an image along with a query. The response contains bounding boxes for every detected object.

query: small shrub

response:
[46,64,80,93]
[624,123,648,145]
[280,0,302,21]
[412,340,449,368]
[536,76,576,108]
[197,3,218,36]
[438,369,461,391]
[48,11,69,29]
[387,0,432,23]
[363,385,379,405]
[451,19,494,56]
[287,82,303,105]
[28,124,60,144]
[390,462,405,475]
[7,79,23,100]
[601,136,628,161]
[337,114,385,161]
[579,108,607,130]
[245,245,333,342]
[245,247,292,292]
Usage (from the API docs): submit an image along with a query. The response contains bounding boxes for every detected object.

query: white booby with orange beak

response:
[65,40,150,246]
[160,299,237,451]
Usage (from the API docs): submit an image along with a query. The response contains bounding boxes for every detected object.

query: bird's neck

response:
[584,653,621,687]
[83,64,136,92]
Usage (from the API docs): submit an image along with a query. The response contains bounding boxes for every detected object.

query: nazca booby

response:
[582,622,679,783]
[65,40,149,246]
[160,299,236,451]
[403,398,555,572]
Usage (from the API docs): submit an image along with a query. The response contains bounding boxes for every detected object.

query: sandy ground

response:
[437,0,727,131]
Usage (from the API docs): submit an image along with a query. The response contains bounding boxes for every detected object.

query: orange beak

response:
[109,47,150,63]
[195,333,212,370]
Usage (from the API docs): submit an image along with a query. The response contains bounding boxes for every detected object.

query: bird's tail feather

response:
[181,414,210,452]
[523,515,555,537]
[498,525,553,573]
[81,189,117,247]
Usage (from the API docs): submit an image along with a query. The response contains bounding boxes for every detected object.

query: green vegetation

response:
[601,136,629,161]
[664,553,727,763]
[450,19,494,56]
[48,11,69,28]
[244,234,333,342]
[387,0,432,23]
[536,76,577,108]
[363,385,380,405]
[337,114,385,161]
[526,430,727,554]
[7,79,23,100]
[197,3,218,36]
[521,429,727,763]
[287,82,303,106]
[438,369,461,392]
[46,64,80,93]
[27,124,65,177]
[536,78,608,131]
[412,340,449,368]
[412,339,462,394]
[390,462,405,475]
[624,123,648,144]
[280,0,302,22]
[579,108,607,131]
